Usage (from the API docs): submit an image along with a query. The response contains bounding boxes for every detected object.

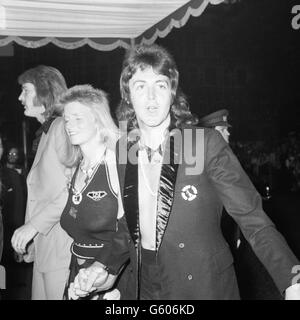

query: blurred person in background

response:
[199,109,240,253]
[5,144,25,176]
[199,109,283,300]
[0,132,27,299]
[198,109,231,143]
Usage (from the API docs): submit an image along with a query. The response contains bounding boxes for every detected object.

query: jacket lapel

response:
[156,129,181,250]
[121,128,182,250]
[30,117,56,171]
[30,132,47,171]
[123,140,140,247]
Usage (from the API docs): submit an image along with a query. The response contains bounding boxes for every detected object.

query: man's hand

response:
[285,283,300,300]
[74,262,108,293]
[74,261,117,294]
[94,273,118,292]
[11,223,38,254]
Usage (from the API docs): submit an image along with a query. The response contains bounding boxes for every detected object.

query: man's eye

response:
[135,84,144,90]
[157,83,167,89]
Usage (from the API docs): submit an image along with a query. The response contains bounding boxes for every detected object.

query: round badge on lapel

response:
[181,185,198,201]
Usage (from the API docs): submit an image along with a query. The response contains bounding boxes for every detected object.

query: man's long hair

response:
[116,44,198,130]
[18,65,67,120]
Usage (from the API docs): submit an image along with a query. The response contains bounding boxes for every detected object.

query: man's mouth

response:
[147,106,158,113]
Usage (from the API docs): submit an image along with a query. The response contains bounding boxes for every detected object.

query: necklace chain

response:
[79,148,107,182]
[80,163,98,183]
[80,158,100,176]
[139,156,160,197]
[72,158,104,205]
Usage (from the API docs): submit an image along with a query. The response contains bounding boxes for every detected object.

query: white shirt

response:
[138,144,163,250]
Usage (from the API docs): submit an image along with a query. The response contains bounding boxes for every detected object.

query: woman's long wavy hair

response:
[116,44,198,131]
[58,84,119,168]
[18,65,67,120]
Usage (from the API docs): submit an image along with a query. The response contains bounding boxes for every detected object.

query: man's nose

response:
[147,86,156,100]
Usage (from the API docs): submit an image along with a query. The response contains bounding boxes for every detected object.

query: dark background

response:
[0,0,299,148]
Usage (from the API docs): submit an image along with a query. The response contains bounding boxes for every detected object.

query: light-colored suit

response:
[25,117,72,299]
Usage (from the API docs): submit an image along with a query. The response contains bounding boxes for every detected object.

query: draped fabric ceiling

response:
[0,0,223,51]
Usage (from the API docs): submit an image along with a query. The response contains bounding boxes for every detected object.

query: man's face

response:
[64,101,98,147]
[7,148,19,164]
[215,125,230,143]
[18,82,45,119]
[128,67,172,129]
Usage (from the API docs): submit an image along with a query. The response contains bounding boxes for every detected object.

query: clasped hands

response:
[68,261,117,300]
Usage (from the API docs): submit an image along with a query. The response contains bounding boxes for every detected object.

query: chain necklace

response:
[139,152,161,197]
[72,160,102,205]
[80,161,99,184]
[71,150,106,205]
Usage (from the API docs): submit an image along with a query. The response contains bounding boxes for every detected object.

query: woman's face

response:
[63,101,98,147]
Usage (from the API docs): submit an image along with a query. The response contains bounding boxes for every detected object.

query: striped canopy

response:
[0,0,223,51]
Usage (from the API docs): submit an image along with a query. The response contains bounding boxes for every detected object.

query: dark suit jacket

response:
[0,166,26,263]
[105,125,299,300]
[0,209,3,263]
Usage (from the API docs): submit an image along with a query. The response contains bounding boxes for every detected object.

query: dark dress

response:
[60,159,119,300]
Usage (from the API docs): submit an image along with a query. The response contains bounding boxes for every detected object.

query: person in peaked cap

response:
[200,108,282,299]
[199,110,240,252]
[198,109,231,143]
